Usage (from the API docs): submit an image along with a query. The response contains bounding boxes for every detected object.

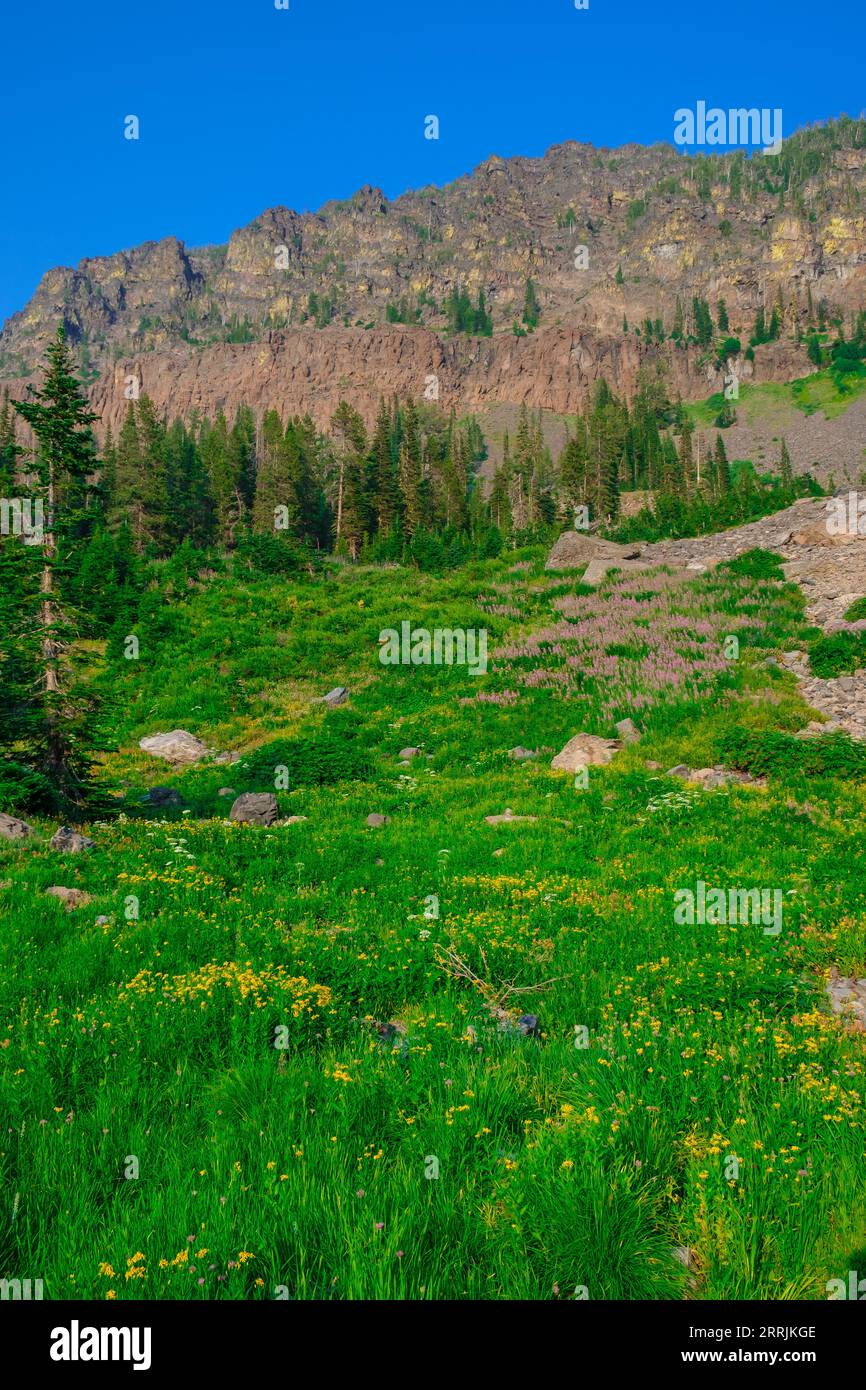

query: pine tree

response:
[522,279,541,330]
[252,409,288,535]
[11,327,101,807]
[779,437,793,486]
[713,432,731,497]
[370,400,401,536]
[397,397,423,537]
[201,411,244,547]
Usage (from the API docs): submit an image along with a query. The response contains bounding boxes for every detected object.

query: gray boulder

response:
[0,812,33,842]
[320,687,349,707]
[229,793,279,826]
[366,813,390,828]
[551,733,620,771]
[50,826,96,853]
[142,787,182,808]
[140,730,212,764]
[615,718,641,744]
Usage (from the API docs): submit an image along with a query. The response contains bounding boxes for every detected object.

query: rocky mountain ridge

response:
[2,120,866,452]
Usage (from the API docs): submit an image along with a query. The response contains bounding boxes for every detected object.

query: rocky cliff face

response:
[2,125,865,431]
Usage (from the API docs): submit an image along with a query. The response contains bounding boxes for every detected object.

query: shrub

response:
[720,548,785,581]
[809,631,866,678]
[718,728,866,778]
[238,722,373,790]
[0,759,54,814]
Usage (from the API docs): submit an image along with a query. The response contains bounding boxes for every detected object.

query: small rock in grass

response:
[50,826,96,853]
[399,747,420,760]
[229,793,279,826]
[690,768,726,788]
[0,812,33,842]
[509,746,538,762]
[95,915,112,927]
[374,1020,407,1042]
[217,787,236,797]
[825,970,866,1029]
[484,808,537,826]
[615,718,641,744]
[320,686,349,707]
[551,733,620,771]
[366,813,390,828]
[283,815,308,826]
[518,1014,540,1038]
[213,751,240,766]
[142,786,182,808]
[45,886,92,910]
[666,764,691,779]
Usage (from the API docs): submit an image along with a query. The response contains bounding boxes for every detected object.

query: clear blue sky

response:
[1,0,863,325]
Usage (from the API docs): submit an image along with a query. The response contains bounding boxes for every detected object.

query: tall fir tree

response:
[11,327,101,807]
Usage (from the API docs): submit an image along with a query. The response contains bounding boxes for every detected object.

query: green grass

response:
[686,366,866,430]
[1,551,865,1301]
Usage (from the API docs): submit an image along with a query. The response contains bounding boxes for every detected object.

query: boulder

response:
[666,764,691,779]
[229,793,279,826]
[50,826,95,853]
[399,747,420,760]
[319,686,349,707]
[551,734,620,771]
[142,787,182,808]
[45,886,92,910]
[615,718,641,744]
[366,813,390,828]
[0,812,33,842]
[139,730,211,764]
[545,533,642,573]
[825,969,866,1029]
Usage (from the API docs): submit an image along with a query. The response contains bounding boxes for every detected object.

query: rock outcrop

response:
[3,126,864,481]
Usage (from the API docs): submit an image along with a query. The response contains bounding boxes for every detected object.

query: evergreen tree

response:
[11,327,101,807]
[522,279,541,330]
[397,397,423,537]
[370,400,401,536]
[713,432,732,497]
[779,437,793,486]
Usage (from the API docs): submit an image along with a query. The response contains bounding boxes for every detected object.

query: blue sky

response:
[1,0,863,325]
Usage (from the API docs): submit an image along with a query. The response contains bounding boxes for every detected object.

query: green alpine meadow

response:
[1,332,865,1301]
[2,79,866,1321]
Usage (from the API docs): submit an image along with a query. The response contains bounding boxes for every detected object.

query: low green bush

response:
[719,727,866,778]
